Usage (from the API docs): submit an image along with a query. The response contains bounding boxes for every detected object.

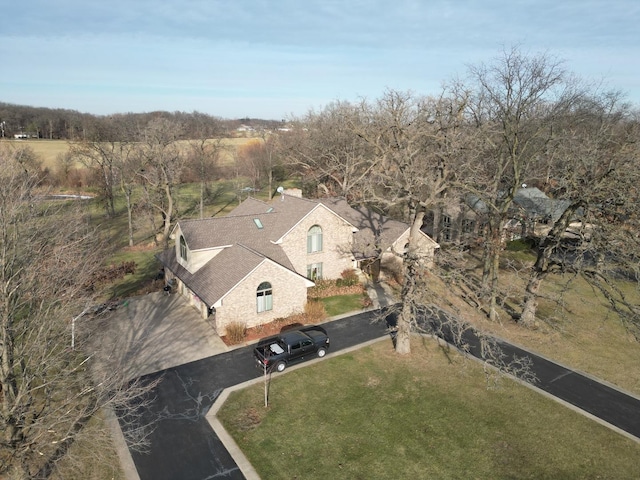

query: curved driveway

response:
[120,306,640,480]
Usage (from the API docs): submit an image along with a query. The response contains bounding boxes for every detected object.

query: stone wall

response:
[214,259,309,336]
[279,205,354,280]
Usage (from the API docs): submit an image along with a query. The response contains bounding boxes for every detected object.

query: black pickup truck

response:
[254,326,330,372]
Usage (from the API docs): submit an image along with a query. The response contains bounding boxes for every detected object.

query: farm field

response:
[0,136,256,170]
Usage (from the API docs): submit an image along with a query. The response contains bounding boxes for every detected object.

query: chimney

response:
[283,188,303,198]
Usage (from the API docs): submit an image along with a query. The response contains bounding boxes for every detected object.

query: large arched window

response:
[307,225,323,253]
[179,236,188,261]
[256,281,273,313]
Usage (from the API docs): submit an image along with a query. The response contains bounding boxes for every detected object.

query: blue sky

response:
[2,1,639,119]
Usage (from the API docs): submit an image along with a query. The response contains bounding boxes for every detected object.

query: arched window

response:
[179,236,188,261]
[307,225,323,253]
[256,281,273,313]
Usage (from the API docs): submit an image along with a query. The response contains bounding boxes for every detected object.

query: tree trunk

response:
[395,302,412,354]
[199,180,205,219]
[520,273,543,327]
[395,211,426,355]
[161,181,174,249]
[126,192,134,247]
[489,247,500,321]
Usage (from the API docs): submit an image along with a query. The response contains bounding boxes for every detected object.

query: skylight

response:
[253,218,264,229]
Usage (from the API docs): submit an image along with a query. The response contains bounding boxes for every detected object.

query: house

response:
[157,190,439,335]
[423,186,573,245]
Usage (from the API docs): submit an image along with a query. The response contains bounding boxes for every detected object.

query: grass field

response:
[218,338,640,480]
[1,138,71,167]
[0,136,255,170]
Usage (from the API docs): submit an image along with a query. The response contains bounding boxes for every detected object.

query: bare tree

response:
[185,137,226,218]
[519,92,640,329]
[69,117,127,217]
[454,47,584,321]
[281,101,376,200]
[136,117,186,248]
[236,139,267,191]
[343,90,467,354]
[0,143,156,479]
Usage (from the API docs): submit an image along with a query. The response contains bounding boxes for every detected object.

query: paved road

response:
[120,306,640,480]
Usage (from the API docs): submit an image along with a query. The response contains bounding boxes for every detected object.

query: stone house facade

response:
[157,191,438,335]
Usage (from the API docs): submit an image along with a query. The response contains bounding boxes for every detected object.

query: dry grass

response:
[1,139,72,170]
[225,321,248,344]
[428,256,640,396]
[0,137,255,171]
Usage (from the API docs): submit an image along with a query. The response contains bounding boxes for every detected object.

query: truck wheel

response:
[317,347,327,358]
[275,362,286,372]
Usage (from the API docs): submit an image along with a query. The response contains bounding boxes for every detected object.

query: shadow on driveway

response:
[87,292,228,382]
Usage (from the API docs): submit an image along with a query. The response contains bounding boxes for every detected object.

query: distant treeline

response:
[0,102,283,140]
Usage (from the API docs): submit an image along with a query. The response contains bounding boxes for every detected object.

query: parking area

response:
[88,292,228,381]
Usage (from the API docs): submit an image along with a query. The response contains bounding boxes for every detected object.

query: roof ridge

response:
[180,211,279,223]
[235,242,267,258]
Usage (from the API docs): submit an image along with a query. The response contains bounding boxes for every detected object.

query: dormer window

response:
[179,236,188,261]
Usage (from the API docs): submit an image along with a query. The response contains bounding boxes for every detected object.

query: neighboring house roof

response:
[465,187,571,222]
[318,198,417,258]
[513,187,571,222]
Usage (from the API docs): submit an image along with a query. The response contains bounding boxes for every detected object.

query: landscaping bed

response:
[221,283,368,346]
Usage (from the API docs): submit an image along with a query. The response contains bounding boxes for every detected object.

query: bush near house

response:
[221,300,330,346]
[308,277,365,299]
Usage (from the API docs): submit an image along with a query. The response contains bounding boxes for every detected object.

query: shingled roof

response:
[318,198,413,258]
[160,194,422,308]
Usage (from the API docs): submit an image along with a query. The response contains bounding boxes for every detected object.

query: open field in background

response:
[218,338,640,480]
[0,136,256,170]
[1,138,72,167]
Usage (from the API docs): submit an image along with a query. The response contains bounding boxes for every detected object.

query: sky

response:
[2,1,639,120]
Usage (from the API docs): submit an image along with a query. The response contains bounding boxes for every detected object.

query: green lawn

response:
[218,338,640,480]
[319,293,367,317]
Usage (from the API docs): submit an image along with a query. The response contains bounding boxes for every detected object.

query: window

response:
[179,236,188,261]
[307,263,323,280]
[256,281,273,313]
[462,219,475,234]
[441,215,452,242]
[307,225,323,253]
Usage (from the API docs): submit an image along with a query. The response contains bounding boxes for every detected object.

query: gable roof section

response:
[228,194,357,243]
[158,243,304,307]
[226,197,275,217]
[318,197,411,255]
[268,195,357,242]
